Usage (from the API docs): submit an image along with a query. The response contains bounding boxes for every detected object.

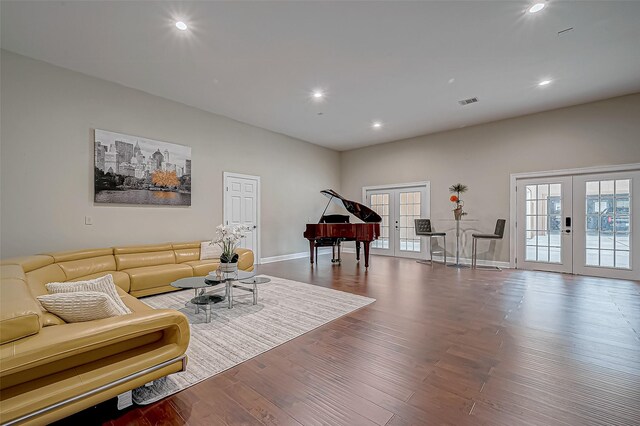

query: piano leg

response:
[308,239,315,264]
[355,241,361,261]
[363,241,371,268]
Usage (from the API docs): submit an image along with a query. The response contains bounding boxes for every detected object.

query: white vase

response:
[219,262,238,273]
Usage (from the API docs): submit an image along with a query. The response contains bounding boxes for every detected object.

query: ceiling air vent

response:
[458,97,479,106]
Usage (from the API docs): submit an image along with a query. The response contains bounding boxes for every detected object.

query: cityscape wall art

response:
[94,129,192,206]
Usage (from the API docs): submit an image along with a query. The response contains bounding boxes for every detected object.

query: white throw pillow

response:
[200,241,222,260]
[37,292,124,323]
[46,274,131,315]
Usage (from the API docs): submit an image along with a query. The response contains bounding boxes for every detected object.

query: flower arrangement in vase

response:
[449,183,468,220]
[211,224,251,271]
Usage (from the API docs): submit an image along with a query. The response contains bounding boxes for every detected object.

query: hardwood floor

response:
[67,254,640,425]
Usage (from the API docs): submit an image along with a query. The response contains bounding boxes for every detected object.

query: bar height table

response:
[437,219,479,268]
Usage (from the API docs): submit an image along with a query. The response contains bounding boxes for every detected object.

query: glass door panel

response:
[573,171,639,280]
[369,191,392,251]
[517,176,572,273]
[399,191,422,253]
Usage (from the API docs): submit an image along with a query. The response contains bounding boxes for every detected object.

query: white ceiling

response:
[2,1,640,151]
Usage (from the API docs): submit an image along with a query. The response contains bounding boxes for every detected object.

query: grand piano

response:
[304,189,381,268]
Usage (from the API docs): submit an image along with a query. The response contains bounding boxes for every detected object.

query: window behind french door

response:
[516,170,639,279]
[365,184,429,259]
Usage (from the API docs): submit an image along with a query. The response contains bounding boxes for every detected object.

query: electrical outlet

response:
[84,216,93,225]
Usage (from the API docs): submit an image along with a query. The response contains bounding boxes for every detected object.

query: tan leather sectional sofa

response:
[0,241,254,425]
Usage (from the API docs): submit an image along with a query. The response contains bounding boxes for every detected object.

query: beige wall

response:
[0,50,340,259]
[2,48,639,264]
[341,93,640,263]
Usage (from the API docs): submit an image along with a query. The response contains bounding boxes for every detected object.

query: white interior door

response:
[573,171,639,279]
[224,172,259,263]
[516,177,573,273]
[366,185,428,259]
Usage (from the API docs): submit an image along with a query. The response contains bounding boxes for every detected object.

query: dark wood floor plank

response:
[221,381,304,426]
[239,359,380,426]
[256,353,395,425]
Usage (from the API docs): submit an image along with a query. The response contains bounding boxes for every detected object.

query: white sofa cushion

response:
[37,292,124,323]
[200,241,222,260]
[45,274,131,314]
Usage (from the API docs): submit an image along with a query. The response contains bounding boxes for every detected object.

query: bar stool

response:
[471,219,506,270]
[414,219,447,266]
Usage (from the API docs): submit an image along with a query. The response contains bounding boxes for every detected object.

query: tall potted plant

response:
[449,183,468,220]
[211,224,251,272]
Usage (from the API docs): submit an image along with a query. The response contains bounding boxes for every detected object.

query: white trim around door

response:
[223,172,261,265]
[362,181,431,259]
[510,163,640,277]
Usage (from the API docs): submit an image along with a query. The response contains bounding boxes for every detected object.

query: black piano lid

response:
[321,189,382,223]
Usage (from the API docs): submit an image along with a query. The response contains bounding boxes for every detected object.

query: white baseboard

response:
[260,248,332,264]
[429,255,511,269]
[261,248,509,268]
[342,248,510,268]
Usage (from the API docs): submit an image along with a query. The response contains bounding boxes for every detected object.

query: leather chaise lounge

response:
[0,241,254,425]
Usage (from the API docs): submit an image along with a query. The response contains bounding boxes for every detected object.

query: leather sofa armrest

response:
[0,309,190,379]
[235,248,254,271]
[0,278,42,344]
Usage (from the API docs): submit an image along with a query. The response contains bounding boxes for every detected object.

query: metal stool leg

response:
[430,236,434,266]
[443,235,447,265]
[417,233,448,266]
[471,238,476,268]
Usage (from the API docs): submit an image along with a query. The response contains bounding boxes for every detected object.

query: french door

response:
[365,184,428,259]
[516,170,639,279]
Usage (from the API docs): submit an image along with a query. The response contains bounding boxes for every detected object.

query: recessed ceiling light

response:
[175,21,188,31]
[538,79,552,86]
[312,90,324,100]
[372,122,382,129]
[528,3,545,13]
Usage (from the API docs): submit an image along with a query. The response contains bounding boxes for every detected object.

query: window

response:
[525,183,562,263]
[585,179,631,268]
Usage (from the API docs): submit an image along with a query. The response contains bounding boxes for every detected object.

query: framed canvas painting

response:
[94,129,191,206]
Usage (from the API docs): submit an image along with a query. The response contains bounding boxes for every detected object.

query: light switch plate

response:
[84,216,93,225]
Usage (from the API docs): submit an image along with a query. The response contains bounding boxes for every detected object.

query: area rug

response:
[132,275,375,404]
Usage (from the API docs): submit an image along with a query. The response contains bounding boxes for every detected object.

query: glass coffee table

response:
[171,271,271,323]
[237,276,271,305]
[170,276,227,322]
[204,270,271,309]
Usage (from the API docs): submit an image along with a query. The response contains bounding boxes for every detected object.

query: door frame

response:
[509,163,640,269]
[223,172,261,265]
[362,181,431,259]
